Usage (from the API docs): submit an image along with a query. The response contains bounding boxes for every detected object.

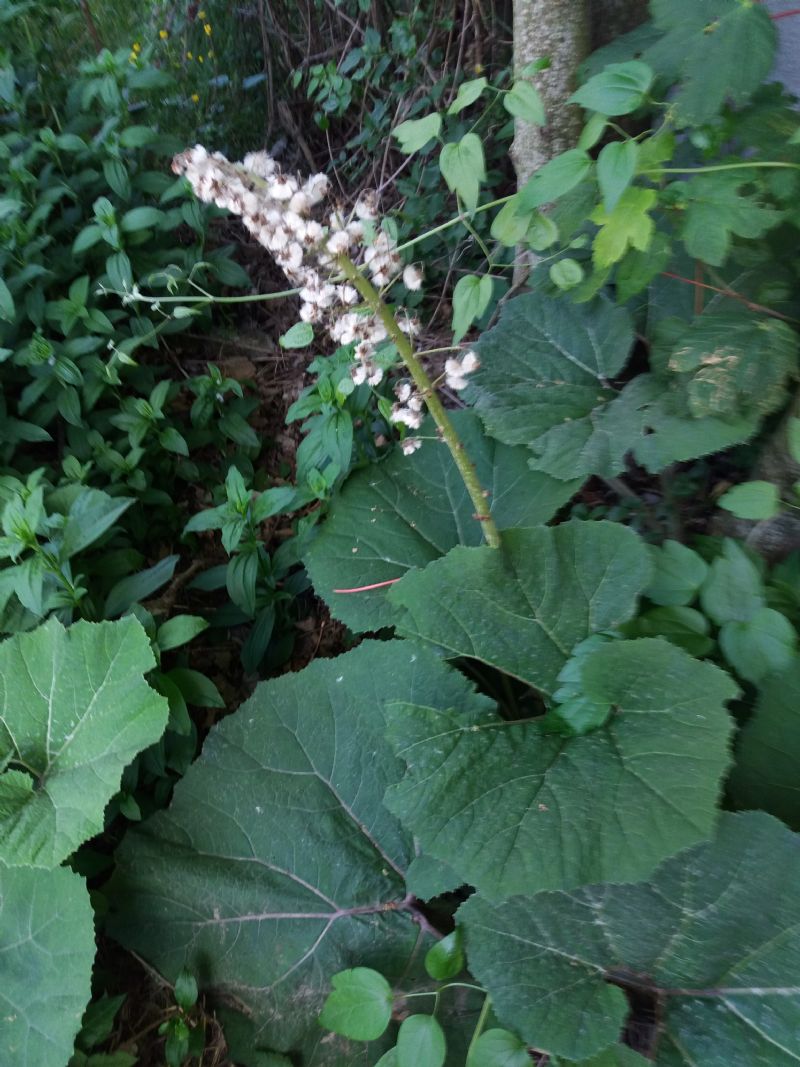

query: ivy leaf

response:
[0,863,95,1067]
[718,480,781,521]
[517,149,593,212]
[460,812,800,1064]
[447,77,488,115]
[304,412,580,634]
[729,659,800,829]
[680,174,782,267]
[319,968,393,1041]
[452,274,493,343]
[591,186,656,268]
[107,641,477,1064]
[388,522,651,694]
[596,140,638,212]
[569,61,653,116]
[439,133,485,212]
[393,113,441,153]
[503,81,545,124]
[647,0,776,126]
[386,638,736,900]
[0,617,168,868]
[469,291,636,480]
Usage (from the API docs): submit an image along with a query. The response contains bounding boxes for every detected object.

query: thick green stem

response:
[337,255,501,549]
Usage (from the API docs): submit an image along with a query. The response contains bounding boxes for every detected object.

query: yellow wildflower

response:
[198,9,206,18]
[159,28,169,39]
[191,93,200,103]
[132,41,142,53]
[187,51,193,59]
[197,54,204,63]
[204,22,212,35]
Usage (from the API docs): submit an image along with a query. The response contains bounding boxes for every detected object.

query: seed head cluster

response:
[171,146,479,453]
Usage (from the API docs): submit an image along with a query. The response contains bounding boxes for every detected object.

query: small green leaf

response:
[73,223,103,254]
[119,124,157,148]
[645,540,708,606]
[490,198,531,247]
[447,77,488,115]
[577,112,608,151]
[173,969,198,1012]
[280,322,314,349]
[626,606,713,658]
[318,968,393,1041]
[105,555,180,618]
[700,540,764,625]
[156,615,209,652]
[0,276,15,322]
[120,206,166,232]
[517,149,592,212]
[452,274,493,343]
[549,258,584,291]
[718,481,781,521]
[467,1029,530,1067]
[393,113,442,153]
[503,81,545,124]
[597,140,638,212]
[424,930,464,981]
[396,1015,446,1067]
[569,60,653,116]
[720,607,797,685]
[591,186,655,268]
[439,133,486,212]
[163,667,224,708]
[159,427,189,456]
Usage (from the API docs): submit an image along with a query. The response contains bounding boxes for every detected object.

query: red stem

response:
[660,271,797,323]
[334,577,403,594]
[771,8,800,19]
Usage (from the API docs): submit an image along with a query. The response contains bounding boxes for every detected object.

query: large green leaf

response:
[388,522,651,694]
[646,0,776,126]
[468,293,635,480]
[385,638,736,900]
[0,863,95,1067]
[729,658,800,829]
[680,174,783,268]
[460,812,800,1064]
[0,617,168,867]
[106,641,481,1065]
[304,412,579,633]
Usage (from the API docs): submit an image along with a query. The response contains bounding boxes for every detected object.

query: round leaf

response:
[396,1015,446,1067]
[467,1029,530,1067]
[424,930,464,981]
[569,61,654,116]
[319,968,393,1041]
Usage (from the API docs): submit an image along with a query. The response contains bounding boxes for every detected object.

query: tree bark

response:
[511,0,590,189]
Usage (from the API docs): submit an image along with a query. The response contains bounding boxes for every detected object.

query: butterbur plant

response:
[10,2,800,1065]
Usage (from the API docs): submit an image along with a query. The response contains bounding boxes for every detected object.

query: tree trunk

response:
[511,0,590,189]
